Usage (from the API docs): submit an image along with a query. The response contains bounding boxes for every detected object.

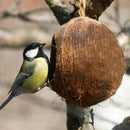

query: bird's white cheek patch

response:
[25,48,38,58]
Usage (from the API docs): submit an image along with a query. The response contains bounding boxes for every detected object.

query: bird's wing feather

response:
[8,72,32,94]
[9,59,35,94]
[0,61,34,110]
[0,73,32,110]
[0,73,33,110]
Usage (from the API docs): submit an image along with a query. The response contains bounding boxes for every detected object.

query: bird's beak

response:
[39,43,46,48]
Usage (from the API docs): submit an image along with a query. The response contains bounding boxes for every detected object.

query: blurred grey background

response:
[0,0,129,130]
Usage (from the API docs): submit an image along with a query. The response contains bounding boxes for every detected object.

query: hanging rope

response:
[78,0,86,16]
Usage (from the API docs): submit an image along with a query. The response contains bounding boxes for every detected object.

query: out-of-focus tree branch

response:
[85,0,114,19]
[4,1,21,14]
[0,0,116,23]
[66,101,90,130]
[70,0,114,19]
[112,116,130,130]
[0,1,50,22]
[0,8,50,22]
[45,0,71,25]
[45,0,115,21]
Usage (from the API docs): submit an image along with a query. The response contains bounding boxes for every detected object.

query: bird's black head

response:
[23,42,46,61]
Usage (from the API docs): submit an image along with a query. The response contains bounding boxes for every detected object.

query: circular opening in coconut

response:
[50,17,125,108]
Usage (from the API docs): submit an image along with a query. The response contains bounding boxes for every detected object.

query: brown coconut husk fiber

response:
[50,17,125,108]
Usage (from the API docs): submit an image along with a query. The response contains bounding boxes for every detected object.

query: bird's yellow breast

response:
[21,58,48,93]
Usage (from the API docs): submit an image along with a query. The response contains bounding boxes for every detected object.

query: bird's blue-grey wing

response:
[0,73,32,110]
[8,72,32,95]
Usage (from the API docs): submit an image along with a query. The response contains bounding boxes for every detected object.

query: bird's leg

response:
[46,79,53,88]
[37,79,53,91]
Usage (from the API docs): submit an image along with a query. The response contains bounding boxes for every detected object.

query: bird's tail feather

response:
[0,93,14,110]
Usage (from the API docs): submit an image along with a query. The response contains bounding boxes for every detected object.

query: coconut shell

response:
[50,17,125,108]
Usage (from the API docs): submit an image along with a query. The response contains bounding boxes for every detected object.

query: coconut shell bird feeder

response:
[49,11,125,107]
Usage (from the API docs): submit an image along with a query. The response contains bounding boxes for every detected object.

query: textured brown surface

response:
[51,17,125,108]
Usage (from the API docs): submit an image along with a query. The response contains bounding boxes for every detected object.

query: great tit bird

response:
[0,42,49,110]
